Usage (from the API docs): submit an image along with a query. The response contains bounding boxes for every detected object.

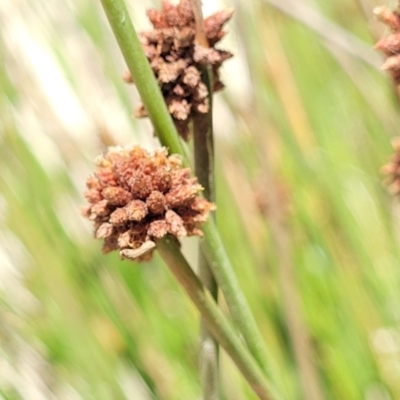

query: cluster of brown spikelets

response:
[81,146,215,262]
[374,3,400,83]
[124,0,233,140]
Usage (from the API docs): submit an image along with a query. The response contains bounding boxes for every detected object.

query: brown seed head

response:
[126,0,233,140]
[252,178,291,219]
[81,146,215,262]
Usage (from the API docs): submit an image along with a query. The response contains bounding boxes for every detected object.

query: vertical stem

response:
[191,1,219,398]
[201,218,277,381]
[156,236,278,400]
[192,70,215,203]
[191,0,209,48]
[99,0,185,157]
[193,85,219,400]
[197,253,219,400]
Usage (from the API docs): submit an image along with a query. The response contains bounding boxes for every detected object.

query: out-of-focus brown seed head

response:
[381,138,400,195]
[252,178,291,220]
[81,146,215,262]
[374,3,400,84]
[125,0,233,140]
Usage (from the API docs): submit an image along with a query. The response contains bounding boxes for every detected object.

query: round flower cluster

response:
[81,146,215,262]
[125,0,233,140]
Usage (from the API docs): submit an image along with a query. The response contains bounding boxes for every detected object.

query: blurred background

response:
[1,0,400,398]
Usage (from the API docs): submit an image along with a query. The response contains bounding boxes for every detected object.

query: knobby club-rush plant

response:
[81,146,277,400]
[82,0,283,399]
[122,2,232,396]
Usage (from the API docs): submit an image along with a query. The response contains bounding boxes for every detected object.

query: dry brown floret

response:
[81,146,215,262]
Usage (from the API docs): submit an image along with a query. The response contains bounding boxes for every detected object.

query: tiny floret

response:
[81,146,215,262]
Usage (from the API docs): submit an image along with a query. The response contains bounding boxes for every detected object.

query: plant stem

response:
[156,236,278,400]
[191,0,215,203]
[191,0,219,395]
[192,88,215,202]
[197,252,219,400]
[201,222,285,400]
[191,0,209,48]
[193,77,220,400]
[99,0,184,157]
[200,218,277,379]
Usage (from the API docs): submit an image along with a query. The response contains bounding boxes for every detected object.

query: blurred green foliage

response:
[1,0,400,399]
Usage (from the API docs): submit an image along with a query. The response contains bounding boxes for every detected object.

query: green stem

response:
[191,2,219,397]
[156,236,277,400]
[193,68,219,400]
[99,0,184,157]
[201,218,276,379]
[192,71,215,202]
[197,253,219,400]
